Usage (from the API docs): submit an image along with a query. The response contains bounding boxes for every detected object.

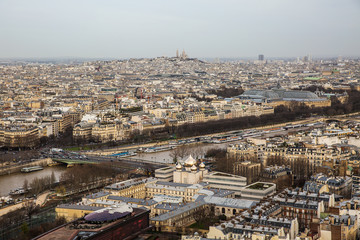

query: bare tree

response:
[51,171,56,185]
[292,157,313,187]
[193,206,211,222]
[23,200,39,220]
[170,145,190,162]
[29,177,41,195]
[189,144,206,160]
[23,179,29,191]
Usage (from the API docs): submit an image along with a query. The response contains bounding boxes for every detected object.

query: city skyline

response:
[0,0,359,59]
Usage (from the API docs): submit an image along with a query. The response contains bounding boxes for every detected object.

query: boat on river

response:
[144,145,174,153]
[20,166,44,173]
[9,187,28,196]
[110,151,137,157]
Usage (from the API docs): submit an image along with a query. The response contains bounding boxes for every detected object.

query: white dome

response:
[176,163,182,169]
[199,162,205,169]
[184,155,196,166]
[191,165,197,171]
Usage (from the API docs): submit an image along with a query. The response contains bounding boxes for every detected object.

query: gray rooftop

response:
[204,196,257,209]
[57,204,103,211]
[105,177,156,190]
[151,201,206,222]
[107,195,158,206]
[155,203,183,211]
[84,191,110,199]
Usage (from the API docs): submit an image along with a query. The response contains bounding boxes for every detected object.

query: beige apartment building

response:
[91,123,118,142]
[0,125,39,148]
[73,122,94,142]
[104,178,157,199]
[228,144,351,168]
[52,113,76,133]
[234,161,262,184]
[262,145,351,167]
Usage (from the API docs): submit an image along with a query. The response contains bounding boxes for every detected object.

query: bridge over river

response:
[52,156,168,170]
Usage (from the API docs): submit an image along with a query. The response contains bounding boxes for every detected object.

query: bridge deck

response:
[52,158,98,165]
[52,157,168,168]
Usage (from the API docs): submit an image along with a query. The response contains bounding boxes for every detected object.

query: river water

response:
[0,141,238,197]
[0,166,67,197]
[129,128,306,164]
[130,141,236,164]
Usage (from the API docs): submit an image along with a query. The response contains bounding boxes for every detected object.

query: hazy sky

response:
[1,0,359,59]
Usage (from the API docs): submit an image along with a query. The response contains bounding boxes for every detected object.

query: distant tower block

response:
[176,49,179,58]
[258,54,264,61]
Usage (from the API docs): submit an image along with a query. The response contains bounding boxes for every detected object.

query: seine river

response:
[0,141,236,197]
[131,141,236,163]
[0,166,67,197]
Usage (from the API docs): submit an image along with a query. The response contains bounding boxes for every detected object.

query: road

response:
[36,191,50,206]
[0,201,25,216]
[0,191,51,217]
[48,118,327,167]
[65,122,324,167]
[50,113,360,166]
[51,154,168,172]
[83,117,327,155]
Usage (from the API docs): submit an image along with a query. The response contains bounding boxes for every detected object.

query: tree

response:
[23,179,29,192]
[193,206,211,222]
[20,222,29,236]
[190,145,206,160]
[292,157,313,187]
[55,186,66,196]
[50,171,56,185]
[206,86,244,98]
[205,148,226,159]
[23,200,39,220]
[29,177,41,195]
[40,136,50,146]
[205,148,233,173]
[170,145,190,162]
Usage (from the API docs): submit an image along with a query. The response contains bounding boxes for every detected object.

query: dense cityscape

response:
[1,0,360,239]
[0,54,360,240]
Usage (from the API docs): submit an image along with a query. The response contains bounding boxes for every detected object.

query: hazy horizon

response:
[1,0,359,59]
[0,54,360,62]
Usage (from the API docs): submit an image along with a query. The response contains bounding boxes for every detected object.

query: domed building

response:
[173,155,208,184]
[184,155,197,167]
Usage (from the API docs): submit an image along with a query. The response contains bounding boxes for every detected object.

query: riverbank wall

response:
[0,158,54,176]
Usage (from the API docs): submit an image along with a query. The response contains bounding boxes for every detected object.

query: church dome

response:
[199,162,205,169]
[176,163,182,170]
[184,155,197,167]
[191,165,197,171]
